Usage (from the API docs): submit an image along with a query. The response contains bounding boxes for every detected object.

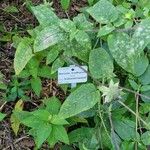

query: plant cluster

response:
[1,0,150,149]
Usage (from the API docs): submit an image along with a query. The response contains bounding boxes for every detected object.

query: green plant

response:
[0,112,6,121]
[14,97,69,149]
[0,72,7,101]
[12,0,150,149]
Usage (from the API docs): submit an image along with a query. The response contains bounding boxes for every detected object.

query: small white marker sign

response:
[58,66,88,85]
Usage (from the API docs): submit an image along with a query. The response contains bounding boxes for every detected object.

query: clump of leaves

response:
[11,0,150,149]
[14,97,69,149]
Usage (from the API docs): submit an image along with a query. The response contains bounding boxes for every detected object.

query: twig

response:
[98,109,112,142]
[0,102,7,111]
[135,92,139,150]
[3,136,29,150]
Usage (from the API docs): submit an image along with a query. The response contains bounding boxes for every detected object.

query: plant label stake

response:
[58,65,88,88]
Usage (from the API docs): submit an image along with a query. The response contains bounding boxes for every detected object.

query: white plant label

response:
[58,66,88,85]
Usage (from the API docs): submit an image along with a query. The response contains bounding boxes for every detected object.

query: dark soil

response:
[0,0,87,149]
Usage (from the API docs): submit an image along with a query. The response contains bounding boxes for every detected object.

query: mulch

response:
[0,0,87,149]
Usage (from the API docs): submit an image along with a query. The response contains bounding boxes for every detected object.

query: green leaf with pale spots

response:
[108,19,150,75]
[59,19,76,33]
[89,48,114,79]
[98,24,115,37]
[14,38,33,75]
[73,14,93,30]
[132,18,150,53]
[87,0,118,24]
[108,33,134,73]
[31,4,59,26]
[59,84,100,119]
[75,30,91,50]
[34,26,66,52]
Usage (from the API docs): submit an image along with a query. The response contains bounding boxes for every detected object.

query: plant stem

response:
[108,105,120,150]
[118,100,149,129]
[135,91,139,150]
[98,104,111,142]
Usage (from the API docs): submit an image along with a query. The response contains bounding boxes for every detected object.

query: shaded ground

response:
[0,0,87,149]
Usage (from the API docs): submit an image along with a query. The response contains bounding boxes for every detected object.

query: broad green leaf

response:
[47,127,57,147]
[108,18,150,74]
[128,79,139,90]
[133,18,150,53]
[31,77,42,97]
[69,127,94,143]
[59,19,76,33]
[121,141,135,150]
[36,123,52,148]
[61,38,90,62]
[31,109,51,121]
[17,70,30,78]
[141,85,150,92]
[52,125,69,144]
[61,0,71,10]
[113,119,139,140]
[98,24,115,37]
[141,131,150,145]
[89,48,114,79]
[75,30,91,49]
[59,84,100,118]
[34,26,65,52]
[0,112,6,121]
[45,97,61,114]
[31,4,59,26]
[37,66,52,78]
[73,14,93,30]
[141,90,150,103]
[27,57,39,78]
[133,54,149,77]
[139,65,150,85]
[87,0,118,24]
[108,33,134,73]
[51,57,65,74]
[14,38,33,75]
[108,33,148,75]
[11,100,24,135]
[12,35,22,48]
[22,116,44,128]
[46,47,59,65]
[50,115,68,125]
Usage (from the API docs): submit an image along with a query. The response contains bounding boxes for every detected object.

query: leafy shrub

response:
[11,0,150,149]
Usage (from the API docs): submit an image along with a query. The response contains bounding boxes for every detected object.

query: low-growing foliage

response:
[1,0,150,149]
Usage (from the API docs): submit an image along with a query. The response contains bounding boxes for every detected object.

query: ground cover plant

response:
[1,0,150,149]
